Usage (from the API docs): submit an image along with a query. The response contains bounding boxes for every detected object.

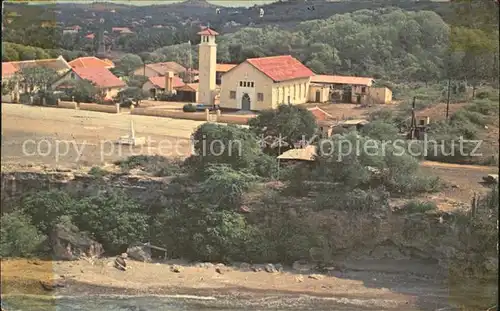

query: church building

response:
[196,27,389,110]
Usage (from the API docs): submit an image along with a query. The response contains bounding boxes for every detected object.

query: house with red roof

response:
[51,67,126,100]
[142,75,185,99]
[69,57,115,69]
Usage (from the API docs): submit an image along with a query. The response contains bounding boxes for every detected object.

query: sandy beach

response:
[1,258,468,311]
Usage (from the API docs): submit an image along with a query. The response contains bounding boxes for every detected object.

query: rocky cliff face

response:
[1,167,497,278]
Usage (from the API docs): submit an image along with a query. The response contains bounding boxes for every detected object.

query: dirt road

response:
[2,104,202,166]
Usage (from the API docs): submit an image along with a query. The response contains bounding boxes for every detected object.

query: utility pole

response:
[410,97,417,140]
[446,77,451,121]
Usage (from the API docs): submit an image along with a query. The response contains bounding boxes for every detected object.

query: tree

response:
[59,79,99,103]
[21,190,76,235]
[189,123,263,173]
[248,104,318,155]
[114,54,143,77]
[116,87,149,106]
[70,190,148,253]
[16,67,59,95]
[0,211,46,258]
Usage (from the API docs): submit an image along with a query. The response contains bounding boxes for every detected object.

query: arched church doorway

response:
[241,93,251,110]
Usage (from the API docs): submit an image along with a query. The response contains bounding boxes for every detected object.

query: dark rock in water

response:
[274,263,283,272]
[170,265,182,273]
[215,267,224,274]
[40,279,65,291]
[251,265,262,272]
[114,254,127,271]
[126,244,151,262]
[50,223,103,261]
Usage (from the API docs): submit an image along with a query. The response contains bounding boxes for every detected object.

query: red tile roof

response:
[308,106,333,121]
[246,55,314,82]
[2,62,19,78]
[197,27,219,36]
[216,63,237,72]
[311,75,374,86]
[72,67,126,88]
[146,62,187,75]
[148,76,185,89]
[2,56,71,76]
[69,57,115,69]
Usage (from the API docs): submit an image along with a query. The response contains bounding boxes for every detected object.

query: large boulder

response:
[50,224,103,260]
[126,244,152,262]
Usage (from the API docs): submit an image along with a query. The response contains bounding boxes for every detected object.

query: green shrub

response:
[183,103,197,112]
[400,200,438,214]
[71,189,148,254]
[190,123,262,172]
[152,201,259,263]
[0,211,46,257]
[476,91,489,99]
[253,154,279,178]
[116,155,182,176]
[360,120,400,141]
[315,187,390,212]
[451,110,488,127]
[199,164,259,208]
[21,190,76,235]
[88,166,110,178]
[467,99,499,116]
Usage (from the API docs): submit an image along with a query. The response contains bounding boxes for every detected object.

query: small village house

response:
[69,57,115,69]
[132,62,187,78]
[215,63,237,85]
[52,66,126,101]
[175,83,199,102]
[1,56,72,102]
[311,75,392,105]
[142,73,185,99]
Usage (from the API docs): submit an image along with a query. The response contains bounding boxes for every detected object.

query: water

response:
[2,294,398,311]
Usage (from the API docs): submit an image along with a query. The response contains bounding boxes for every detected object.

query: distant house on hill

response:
[132,62,187,78]
[63,25,81,35]
[52,67,126,100]
[111,27,134,35]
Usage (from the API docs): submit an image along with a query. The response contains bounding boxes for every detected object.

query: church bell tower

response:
[197,27,218,106]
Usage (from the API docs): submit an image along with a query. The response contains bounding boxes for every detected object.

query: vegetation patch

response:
[115,155,183,177]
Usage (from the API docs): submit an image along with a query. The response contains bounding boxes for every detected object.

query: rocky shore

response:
[1,258,468,311]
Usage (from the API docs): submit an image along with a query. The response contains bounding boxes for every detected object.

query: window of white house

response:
[239,81,243,87]
[361,86,367,93]
[257,93,264,101]
[230,91,236,99]
[250,82,254,87]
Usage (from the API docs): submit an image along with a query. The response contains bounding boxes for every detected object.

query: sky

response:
[8,0,278,7]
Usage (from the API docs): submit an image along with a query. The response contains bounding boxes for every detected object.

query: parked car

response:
[196,104,220,111]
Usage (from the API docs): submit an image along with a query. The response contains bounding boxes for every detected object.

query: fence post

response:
[205,108,210,121]
[216,109,221,121]
[470,192,477,219]
[57,98,61,107]
[115,103,120,114]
